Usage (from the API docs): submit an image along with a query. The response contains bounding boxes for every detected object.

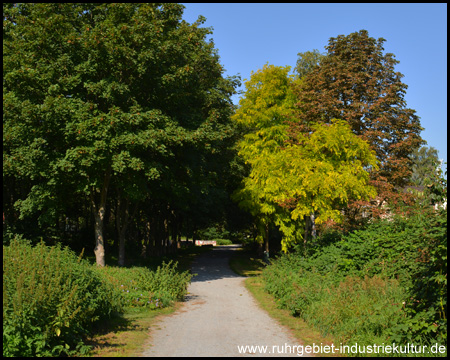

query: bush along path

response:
[2,238,193,357]
[141,245,311,357]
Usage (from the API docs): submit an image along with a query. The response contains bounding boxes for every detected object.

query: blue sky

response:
[181,3,447,171]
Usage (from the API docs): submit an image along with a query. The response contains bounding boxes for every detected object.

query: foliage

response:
[294,49,326,79]
[95,260,192,309]
[196,224,230,241]
[3,3,240,266]
[214,239,233,245]
[3,237,193,356]
[262,201,447,353]
[259,119,379,251]
[409,146,441,187]
[232,62,378,252]
[3,237,123,357]
[291,29,425,221]
[231,64,298,251]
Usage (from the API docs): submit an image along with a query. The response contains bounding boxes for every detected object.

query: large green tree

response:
[3,3,239,265]
[247,119,379,252]
[290,30,425,220]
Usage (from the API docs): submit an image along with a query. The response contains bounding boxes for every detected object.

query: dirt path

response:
[140,245,311,357]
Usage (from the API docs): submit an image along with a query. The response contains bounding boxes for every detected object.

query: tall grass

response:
[94,260,192,309]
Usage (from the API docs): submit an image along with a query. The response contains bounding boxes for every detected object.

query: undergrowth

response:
[3,237,122,356]
[262,206,447,356]
[94,261,192,309]
[3,237,192,357]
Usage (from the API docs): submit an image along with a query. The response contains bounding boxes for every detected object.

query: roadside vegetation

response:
[3,238,196,357]
[230,248,339,357]
[232,189,447,357]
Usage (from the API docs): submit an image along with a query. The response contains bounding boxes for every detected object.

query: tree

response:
[3,3,239,265]
[409,146,441,187]
[232,63,378,253]
[294,49,326,79]
[231,64,298,256]
[290,30,425,220]
[249,119,379,251]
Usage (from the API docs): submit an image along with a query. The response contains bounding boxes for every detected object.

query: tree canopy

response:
[3,3,240,265]
[290,30,425,220]
[232,64,378,252]
[231,64,297,253]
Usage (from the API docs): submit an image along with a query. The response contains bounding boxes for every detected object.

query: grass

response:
[230,249,342,357]
[228,247,267,277]
[86,305,179,357]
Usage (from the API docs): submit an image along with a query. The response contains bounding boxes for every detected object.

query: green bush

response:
[94,260,192,309]
[214,239,233,245]
[262,206,447,355]
[3,237,123,357]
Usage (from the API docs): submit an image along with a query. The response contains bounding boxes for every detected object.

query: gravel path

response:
[141,245,311,357]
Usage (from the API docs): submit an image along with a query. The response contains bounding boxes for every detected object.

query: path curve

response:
[141,245,310,357]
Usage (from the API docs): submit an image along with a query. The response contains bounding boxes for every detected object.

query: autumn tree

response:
[291,30,425,221]
[3,3,239,265]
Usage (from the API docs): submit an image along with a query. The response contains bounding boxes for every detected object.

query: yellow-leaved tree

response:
[253,119,379,251]
[232,63,379,253]
[232,63,298,257]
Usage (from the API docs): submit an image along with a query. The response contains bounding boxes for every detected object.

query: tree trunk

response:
[264,223,270,253]
[310,213,317,241]
[116,191,128,267]
[263,222,270,263]
[91,168,111,267]
[303,215,311,248]
[93,210,106,267]
[303,213,317,250]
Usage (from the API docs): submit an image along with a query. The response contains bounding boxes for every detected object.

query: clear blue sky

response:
[181,3,447,171]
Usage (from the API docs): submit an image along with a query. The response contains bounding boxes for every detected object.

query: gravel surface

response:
[141,245,311,357]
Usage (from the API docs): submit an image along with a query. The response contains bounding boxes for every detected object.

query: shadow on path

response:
[190,245,243,283]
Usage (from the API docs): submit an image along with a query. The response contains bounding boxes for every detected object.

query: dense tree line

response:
[4,4,440,263]
[3,3,244,266]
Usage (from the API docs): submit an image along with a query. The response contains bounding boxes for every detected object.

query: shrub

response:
[262,205,447,354]
[94,260,192,309]
[197,226,230,240]
[3,237,123,357]
[214,239,233,245]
